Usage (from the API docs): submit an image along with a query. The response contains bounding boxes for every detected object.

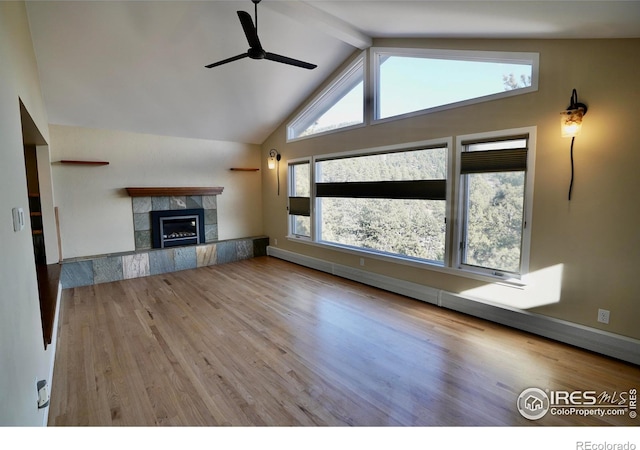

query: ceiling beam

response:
[266,1,372,50]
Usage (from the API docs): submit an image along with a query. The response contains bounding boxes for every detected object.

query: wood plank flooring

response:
[49,256,640,426]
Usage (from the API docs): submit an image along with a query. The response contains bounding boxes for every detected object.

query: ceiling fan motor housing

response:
[248,47,266,60]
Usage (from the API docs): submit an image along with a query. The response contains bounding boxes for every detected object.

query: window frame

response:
[284,130,536,286]
[313,138,453,266]
[453,127,537,281]
[287,157,313,241]
[371,47,539,125]
[286,52,366,142]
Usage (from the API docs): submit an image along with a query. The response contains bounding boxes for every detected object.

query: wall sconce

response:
[560,89,588,138]
[268,149,281,170]
[560,89,588,200]
[268,149,281,195]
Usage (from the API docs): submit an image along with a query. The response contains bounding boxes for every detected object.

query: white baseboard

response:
[267,246,640,366]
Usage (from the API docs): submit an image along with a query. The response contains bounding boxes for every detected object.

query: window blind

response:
[460,148,527,174]
[288,196,311,216]
[315,180,446,200]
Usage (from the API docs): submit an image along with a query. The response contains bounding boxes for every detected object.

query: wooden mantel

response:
[125,187,224,197]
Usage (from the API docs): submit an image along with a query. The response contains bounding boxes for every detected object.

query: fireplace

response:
[151,208,205,248]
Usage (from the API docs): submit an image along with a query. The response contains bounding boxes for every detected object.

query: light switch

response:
[37,380,49,409]
[12,207,25,232]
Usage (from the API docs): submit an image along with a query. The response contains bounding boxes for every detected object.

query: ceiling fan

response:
[205,0,317,70]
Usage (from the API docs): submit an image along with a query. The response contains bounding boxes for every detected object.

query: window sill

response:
[285,235,528,288]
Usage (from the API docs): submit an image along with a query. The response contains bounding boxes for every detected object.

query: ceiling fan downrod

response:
[253,0,260,34]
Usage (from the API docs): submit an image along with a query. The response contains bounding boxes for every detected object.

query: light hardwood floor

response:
[49,256,639,426]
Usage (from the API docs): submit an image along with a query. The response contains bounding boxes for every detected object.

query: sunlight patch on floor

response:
[460,264,564,310]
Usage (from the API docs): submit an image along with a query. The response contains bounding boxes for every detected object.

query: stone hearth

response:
[60,236,269,289]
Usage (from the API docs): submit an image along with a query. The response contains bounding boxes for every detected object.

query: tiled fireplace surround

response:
[132,194,217,250]
[60,191,268,289]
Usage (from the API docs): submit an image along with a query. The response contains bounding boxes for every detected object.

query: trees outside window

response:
[285,129,534,281]
[316,146,448,264]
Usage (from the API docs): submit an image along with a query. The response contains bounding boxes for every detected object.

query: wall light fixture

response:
[561,89,588,138]
[560,89,588,200]
[268,149,281,195]
[268,149,281,170]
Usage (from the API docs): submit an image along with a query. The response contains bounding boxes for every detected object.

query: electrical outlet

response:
[597,309,610,324]
[359,258,365,266]
[274,238,278,245]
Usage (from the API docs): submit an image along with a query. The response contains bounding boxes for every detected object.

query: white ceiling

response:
[26,1,640,145]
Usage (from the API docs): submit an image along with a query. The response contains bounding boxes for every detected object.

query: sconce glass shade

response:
[268,149,281,170]
[560,107,585,138]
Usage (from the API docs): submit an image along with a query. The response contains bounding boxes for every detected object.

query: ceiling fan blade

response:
[265,52,317,70]
[237,10,262,50]
[205,53,249,69]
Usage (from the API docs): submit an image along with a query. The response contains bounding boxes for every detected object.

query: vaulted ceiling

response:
[25,1,640,145]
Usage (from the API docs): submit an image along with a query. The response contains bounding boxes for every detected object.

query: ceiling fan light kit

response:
[205,0,317,70]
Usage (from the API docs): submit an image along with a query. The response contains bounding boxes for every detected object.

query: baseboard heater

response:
[267,246,639,366]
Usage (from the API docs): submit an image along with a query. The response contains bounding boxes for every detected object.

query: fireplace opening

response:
[151,208,205,248]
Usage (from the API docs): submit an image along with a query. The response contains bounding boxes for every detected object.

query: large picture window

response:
[284,128,535,282]
[315,145,448,263]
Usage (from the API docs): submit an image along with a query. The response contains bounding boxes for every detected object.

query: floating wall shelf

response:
[125,187,224,197]
[59,160,109,166]
[230,168,260,172]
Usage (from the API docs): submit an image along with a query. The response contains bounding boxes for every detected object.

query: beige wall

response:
[262,38,640,340]
[0,2,57,425]
[50,125,263,259]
